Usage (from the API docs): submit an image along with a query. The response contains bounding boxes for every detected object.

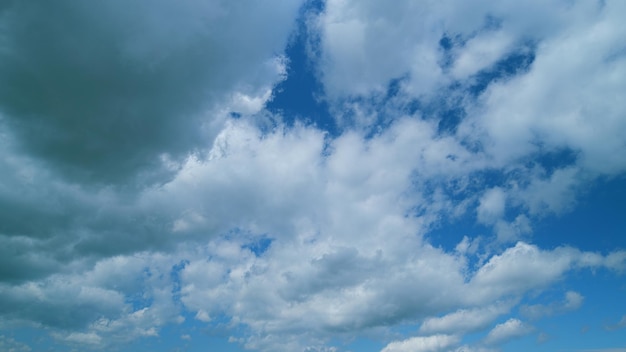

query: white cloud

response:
[484,318,533,345]
[520,291,584,320]
[1,115,623,350]
[512,166,582,216]
[477,187,506,225]
[492,215,532,243]
[381,334,460,352]
[563,291,585,310]
[451,30,515,80]
[419,302,513,335]
[453,347,497,352]
[314,0,444,99]
[459,1,626,175]
[314,0,626,221]
[466,242,622,303]
[58,332,102,345]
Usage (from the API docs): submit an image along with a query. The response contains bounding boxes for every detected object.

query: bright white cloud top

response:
[0,1,625,351]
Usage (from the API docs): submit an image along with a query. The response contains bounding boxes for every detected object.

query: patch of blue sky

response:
[427,32,537,136]
[342,337,385,352]
[220,227,274,257]
[122,320,247,352]
[510,270,626,351]
[170,259,189,304]
[522,147,579,177]
[468,44,536,96]
[124,309,251,352]
[411,167,506,220]
[123,266,156,311]
[531,175,626,252]
[425,214,491,253]
[266,0,336,135]
[125,290,154,312]
[241,236,273,257]
[438,34,457,71]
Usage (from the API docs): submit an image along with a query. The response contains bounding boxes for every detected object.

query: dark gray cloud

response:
[0,0,303,285]
[0,0,298,184]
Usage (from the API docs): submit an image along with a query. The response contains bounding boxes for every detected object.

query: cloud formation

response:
[0,1,625,351]
[0,0,300,184]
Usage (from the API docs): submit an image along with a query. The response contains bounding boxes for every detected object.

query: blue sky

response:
[0,1,625,351]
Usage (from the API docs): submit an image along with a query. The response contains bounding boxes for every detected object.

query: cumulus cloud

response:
[1,114,625,350]
[313,0,626,216]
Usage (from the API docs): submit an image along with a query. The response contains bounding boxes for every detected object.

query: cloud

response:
[450,30,515,80]
[1,1,626,351]
[477,187,506,225]
[0,335,31,352]
[419,302,513,335]
[1,115,625,350]
[457,1,626,181]
[483,318,533,345]
[0,0,304,283]
[381,334,460,352]
[520,291,584,320]
[0,0,301,184]
[312,0,626,217]
[604,315,626,331]
[467,242,613,303]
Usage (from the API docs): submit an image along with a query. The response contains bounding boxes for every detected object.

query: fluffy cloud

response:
[462,1,626,174]
[313,0,626,215]
[1,115,625,350]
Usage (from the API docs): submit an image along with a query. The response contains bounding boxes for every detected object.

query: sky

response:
[0,1,625,351]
